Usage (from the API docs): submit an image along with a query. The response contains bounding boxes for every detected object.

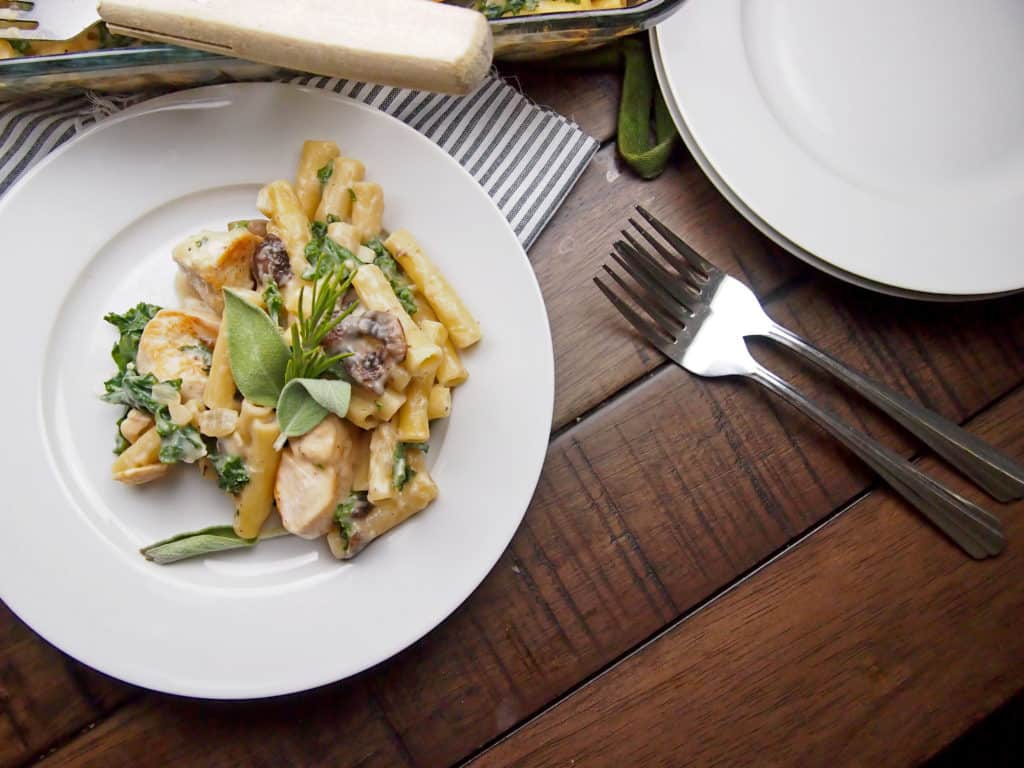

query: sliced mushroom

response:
[323,310,407,395]
[251,233,292,288]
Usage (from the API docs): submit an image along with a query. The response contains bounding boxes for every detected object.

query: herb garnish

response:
[262,281,284,325]
[393,443,416,491]
[317,163,333,185]
[303,220,355,281]
[285,269,357,381]
[366,238,417,315]
[104,302,161,371]
[8,39,32,55]
[208,451,250,494]
[334,491,368,549]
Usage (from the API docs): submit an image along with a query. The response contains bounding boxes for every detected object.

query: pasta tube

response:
[329,450,436,559]
[257,180,311,280]
[385,229,481,349]
[294,140,340,219]
[314,157,365,223]
[413,300,468,386]
[350,182,384,243]
[232,400,283,539]
[367,420,399,502]
[203,325,238,411]
[427,385,451,420]
[353,264,442,374]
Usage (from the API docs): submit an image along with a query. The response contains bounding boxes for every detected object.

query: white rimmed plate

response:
[0,83,553,699]
[654,0,1024,297]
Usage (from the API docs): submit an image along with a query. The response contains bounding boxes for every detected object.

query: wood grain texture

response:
[470,386,1024,768]
[500,66,621,143]
[37,276,1024,768]
[533,143,804,428]
[0,604,98,768]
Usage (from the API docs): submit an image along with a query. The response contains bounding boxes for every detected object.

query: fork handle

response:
[99,0,492,95]
[765,322,1024,502]
[747,365,1005,559]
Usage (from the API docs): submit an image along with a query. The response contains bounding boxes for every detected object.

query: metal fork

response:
[626,205,1024,503]
[595,213,1006,559]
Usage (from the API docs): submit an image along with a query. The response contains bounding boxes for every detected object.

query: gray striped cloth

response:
[0,73,598,249]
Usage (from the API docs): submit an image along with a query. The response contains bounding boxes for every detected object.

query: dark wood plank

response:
[39,275,1024,768]
[470,386,1024,768]
[42,682,410,768]
[499,66,621,143]
[534,144,803,428]
[0,604,99,768]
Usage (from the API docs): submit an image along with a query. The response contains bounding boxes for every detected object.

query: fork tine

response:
[634,205,716,277]
[621,229,704,295]
[594,276,676,353]
[602,263,684,335]
[623,222,702,291]
[609,250,691,325]
[0,10,34,23]
[613,239,695,313]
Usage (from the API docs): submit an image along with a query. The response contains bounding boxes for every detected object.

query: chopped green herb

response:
[209,451,250,494]
[326,214,341,225]
[103,302,161,371]
[102,366,203,465]
[228,220,250,231]
[113,410,130,455]
[334,491,369,549]
[193,237,208,249]
[101,365,168,413]
[475,0,543,19]
[303,220,355,281]
[154,407,206,464]
[348,188,358,203]
[317,163,334,185]
[393,443,416,492]
[179,344,212,373]
[8,39,32,55]
[262,281,284,325]
[366,238,417,315]
[406,442,429,454]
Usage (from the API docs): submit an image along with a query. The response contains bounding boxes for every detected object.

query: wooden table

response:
[4,67,1024,768]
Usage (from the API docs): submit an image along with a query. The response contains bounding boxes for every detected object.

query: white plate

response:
[0,83,553,698]
[654,0,1024,297]
[651,32,1019,302]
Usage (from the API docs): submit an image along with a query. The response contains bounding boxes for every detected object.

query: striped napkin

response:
[0,73,598,249]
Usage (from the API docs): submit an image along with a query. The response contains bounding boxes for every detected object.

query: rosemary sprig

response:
[285,270,358,382]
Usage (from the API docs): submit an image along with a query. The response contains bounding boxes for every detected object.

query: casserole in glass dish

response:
[0,0,684,95]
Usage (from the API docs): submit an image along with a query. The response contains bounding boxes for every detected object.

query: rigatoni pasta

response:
[99,138,479,565]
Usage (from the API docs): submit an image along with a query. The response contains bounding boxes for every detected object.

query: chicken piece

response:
[274,416,357,539]
[136,309,219,402]
[172,228,260,313]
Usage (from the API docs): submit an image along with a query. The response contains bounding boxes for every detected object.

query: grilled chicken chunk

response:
[172,229,260,313]
[136,309,219,401]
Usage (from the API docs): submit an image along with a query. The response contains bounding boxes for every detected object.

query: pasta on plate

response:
[100,140,480,564]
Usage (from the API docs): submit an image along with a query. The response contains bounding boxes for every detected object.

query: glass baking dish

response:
[0,0,685,96]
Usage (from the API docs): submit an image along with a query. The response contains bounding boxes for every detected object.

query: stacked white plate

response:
[652,0,1024,300]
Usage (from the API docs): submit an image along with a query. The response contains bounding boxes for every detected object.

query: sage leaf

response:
[223,289,289,406]
[276,378,352,438]
[141,525,289,565]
